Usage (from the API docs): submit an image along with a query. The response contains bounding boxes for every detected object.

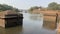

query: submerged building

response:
[0,10,23,28]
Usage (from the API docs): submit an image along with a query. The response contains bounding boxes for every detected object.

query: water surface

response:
[0,12,57,34]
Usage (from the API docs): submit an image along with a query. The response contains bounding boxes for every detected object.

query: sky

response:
[0,0,60,9]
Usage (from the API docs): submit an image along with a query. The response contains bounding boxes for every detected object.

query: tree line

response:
[29,2,60,11]
[0,4,20,12]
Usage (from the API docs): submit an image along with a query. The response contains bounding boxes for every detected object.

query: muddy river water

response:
[0,12,57,34]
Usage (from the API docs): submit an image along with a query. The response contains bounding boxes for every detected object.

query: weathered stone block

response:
[0,10,23,28]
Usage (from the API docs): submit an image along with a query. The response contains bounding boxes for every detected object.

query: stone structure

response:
[43,21,57,30]
[32,9,60,34]
[32,10,59,22]
[57,24,60,34]
[0,10,23,28]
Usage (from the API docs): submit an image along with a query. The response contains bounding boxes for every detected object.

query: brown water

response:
[0,13,57,34]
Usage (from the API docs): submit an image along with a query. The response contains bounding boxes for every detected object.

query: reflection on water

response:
[0,12,57,34]
[23,13,56,34]
[43,21,57,30]
[0,26,22,34]
[30,14,43,21]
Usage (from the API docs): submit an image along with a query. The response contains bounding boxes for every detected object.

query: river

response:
[0,12,57,34]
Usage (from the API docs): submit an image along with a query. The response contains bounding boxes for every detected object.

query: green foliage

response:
[0,4,13,11]
[0,4,20,12]
[29,6,43,11]
[29,6,39,11]
[57,4,60,10]
[47,2,60,10]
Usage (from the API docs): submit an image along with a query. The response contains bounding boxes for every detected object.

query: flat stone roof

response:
[0,10,17,18]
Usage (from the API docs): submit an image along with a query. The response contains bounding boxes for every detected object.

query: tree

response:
[0,4,13,11]
[47,2,58,10]
[57,4,60,10]
[47,2,60,10]
[29,6,39,11]
[0,4,20,12]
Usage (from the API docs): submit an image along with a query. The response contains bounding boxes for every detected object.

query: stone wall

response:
[0,10,23,28]
[43,16,56,22]
[57,22,60,34]
[32,10,60,22]
[0,19,5,27]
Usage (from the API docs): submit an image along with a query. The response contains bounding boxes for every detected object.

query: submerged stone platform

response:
[0,10,23,28]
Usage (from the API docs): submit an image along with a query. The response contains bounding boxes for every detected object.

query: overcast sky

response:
[0,0,60,9]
